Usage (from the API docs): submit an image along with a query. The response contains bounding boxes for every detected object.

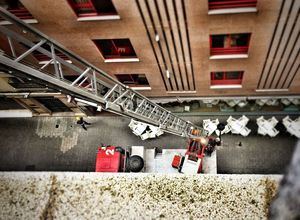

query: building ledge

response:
[210,85,242,89]
[104,58,140,63]
[256,89,289,92]
[210,54,248,60]
[0,109,32,118]
[166,91,197,94]
[0,19,38,25]
[131,86,151,91]
[208,7,257,15]
[38,60,72,65]
[77,15,120,21]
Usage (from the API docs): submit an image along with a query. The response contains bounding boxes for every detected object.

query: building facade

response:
[0,0,299,116]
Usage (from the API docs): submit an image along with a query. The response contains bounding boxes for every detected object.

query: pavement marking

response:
[36,117,79,153]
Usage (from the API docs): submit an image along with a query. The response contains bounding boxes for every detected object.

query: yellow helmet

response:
[76,116,81,121]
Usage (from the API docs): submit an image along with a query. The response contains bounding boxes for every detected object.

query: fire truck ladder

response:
[0,8,204,138]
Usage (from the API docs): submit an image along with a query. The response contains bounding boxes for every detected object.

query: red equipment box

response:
[172,155,182,168]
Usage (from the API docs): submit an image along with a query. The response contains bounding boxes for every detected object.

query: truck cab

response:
[95,146,126,172]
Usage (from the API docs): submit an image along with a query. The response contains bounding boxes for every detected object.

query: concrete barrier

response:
[0,172,281,219]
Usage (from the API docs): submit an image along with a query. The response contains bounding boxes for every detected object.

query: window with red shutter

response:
[208,0,257,10]
[211,71,243,85]
[210,33,251,56]
[115,74,149,87]
[93,39,137,60]
[67,0,117,17]
[0,0,34,20]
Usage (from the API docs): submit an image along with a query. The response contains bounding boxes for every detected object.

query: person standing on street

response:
[76,116,91,131]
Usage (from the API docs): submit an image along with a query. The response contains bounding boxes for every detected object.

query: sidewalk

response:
[0,116,297,174]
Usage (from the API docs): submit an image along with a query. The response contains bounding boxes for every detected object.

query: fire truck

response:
[95,135,217,174]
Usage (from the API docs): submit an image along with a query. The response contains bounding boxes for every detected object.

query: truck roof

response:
[95,146,122,172]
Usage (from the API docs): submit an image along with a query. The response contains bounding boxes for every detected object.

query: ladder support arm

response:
[0,8,204,138]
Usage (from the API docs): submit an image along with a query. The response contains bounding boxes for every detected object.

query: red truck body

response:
[95,146,125,172]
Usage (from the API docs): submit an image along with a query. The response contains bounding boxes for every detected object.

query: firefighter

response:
[205,138,217,156]
[76,116,91,131]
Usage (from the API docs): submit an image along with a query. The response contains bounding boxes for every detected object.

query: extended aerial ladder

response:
[0,8,204,138]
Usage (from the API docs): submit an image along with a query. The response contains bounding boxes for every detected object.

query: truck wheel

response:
[124,151,131,172]
[128,155,144,172]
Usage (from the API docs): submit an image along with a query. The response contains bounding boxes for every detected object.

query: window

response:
[33,44,69,63]
[0,0,36,23]
[20,42,70,64]
[208,0,257,13]
[35,97,72,112]
[0,97,25,110]
[211,71,243,86]
[115,74,149,87]
[8,77,46,89]
[94,39,138,62]
[210,33,250,57]
[68,0,119,20]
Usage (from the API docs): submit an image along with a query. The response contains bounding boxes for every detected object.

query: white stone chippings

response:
[0,172,281,219]
[0,172,52,220]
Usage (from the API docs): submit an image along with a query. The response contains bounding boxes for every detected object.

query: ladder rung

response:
[103,84,118,100]
[135,99,145,113]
